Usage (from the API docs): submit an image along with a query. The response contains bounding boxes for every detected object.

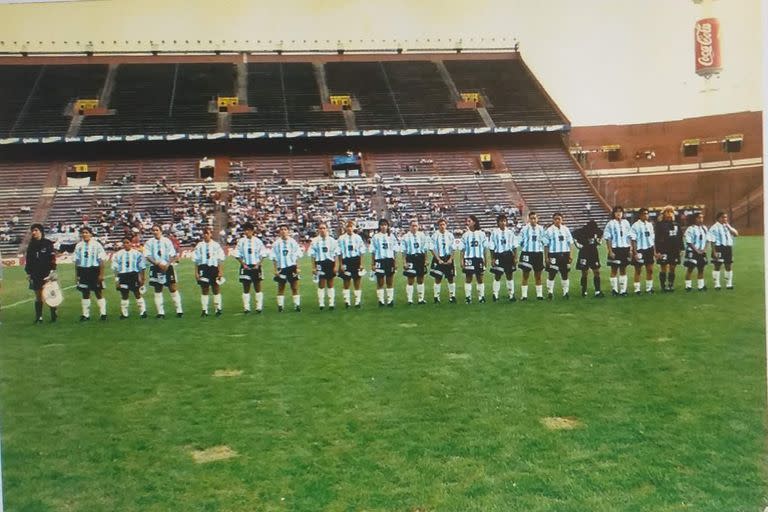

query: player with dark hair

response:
[193,227,226,316]
[573,219,604,297]
[543,212,573,300]
[24,223,58,323]
[518,211,546,300]
[400,219,430,305]
[708,211,738,290]
[74,226,108,321]
[370,218,399,307]
[683,211,709,291]
[271,224,303,312]
[144,224,184,318]
[310,222,339,310]
[430,218,456,303]
[337,220,366,308]
[461,215,488,304]
[655,205,683,292]
[111,236,147,319]
[488,214,518,302]
[603,206,632,296]
[629,207,656,295]
[234,222,266,313]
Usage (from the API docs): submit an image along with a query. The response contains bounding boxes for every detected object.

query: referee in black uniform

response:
[24,223,58,323]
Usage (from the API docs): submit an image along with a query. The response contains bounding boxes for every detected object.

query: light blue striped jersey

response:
[630,220,655,250]
[461,230,487,258]
[370,233,399,260]
[518,224,546,253]
[235,236,266,266]
[431,231,455,258]
[309,235,339,262]
[489,227,517,253]
[73,239,107,268]
[400,231,431,255]
[144,237,177,265]
[193,240,226,266]
[708,222,734,246]
[337,233,366,258]
[684,225,709,251]
[270,237,302,268]
[543,225,573,253]
[603,219,632,248]
[111,248,146,274]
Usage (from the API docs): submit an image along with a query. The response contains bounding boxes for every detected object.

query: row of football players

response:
[20,204,737,321]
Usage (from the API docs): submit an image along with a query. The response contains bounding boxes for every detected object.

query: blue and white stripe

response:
[708,223,734,246]
[111,249,146,274]
[544,225,573,253]
[193,241,226,266]
[270,238,302,268]
[629,220,655,250]
[74,240,107,268]
[400,232,430,255]
[489,227,517,253]
[235,236,266,265]
[431,231,455,258]
[371,233,399,259]
[337,233,366,258]
[461,230,487,258]
[518,224,546,253]
[144,237,177,265]
[685,225,709,251]
[309,236,339,262]
[603,219,632,248]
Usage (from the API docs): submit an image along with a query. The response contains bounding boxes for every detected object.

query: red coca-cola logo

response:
[696,22,714,66]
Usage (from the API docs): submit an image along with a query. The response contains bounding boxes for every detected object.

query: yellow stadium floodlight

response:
[74,99,99,113]
[74,164,89,173]
[479,153,492,162]
[329,95,352,107]
[682,138,700,146]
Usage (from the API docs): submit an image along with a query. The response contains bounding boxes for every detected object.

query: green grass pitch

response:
[0,237,765,511]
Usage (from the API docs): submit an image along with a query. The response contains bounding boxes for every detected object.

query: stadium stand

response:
[0,65,42,137]
[0,162,51,255]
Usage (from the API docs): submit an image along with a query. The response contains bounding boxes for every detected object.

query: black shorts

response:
[28,273,49,291]
[196,264,219,287]
[490,251,516,276]
[429,257,455,280]
[340,256,362,280]
[239,265,263,283]
[546,252,570,273]
[462,257,485,277]
[575,248,600,270]
[76,267,103,292]
[315,260,336,280]
[656,248,681,265]
[607,247,631,268]
[633,248,655,266]
[117,272,141,292]
[712,245,733,265]
[684,249,708,270]
[149,265,177,288]
[274,265,300,284]
[403,254,427,278]
[518,251,544,272]
[374,258,395,277]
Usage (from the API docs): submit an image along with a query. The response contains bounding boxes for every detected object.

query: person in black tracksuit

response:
[24,223,58,323]
[572,219,604,298]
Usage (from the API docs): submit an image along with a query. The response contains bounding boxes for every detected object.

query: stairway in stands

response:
[499,146,608,228]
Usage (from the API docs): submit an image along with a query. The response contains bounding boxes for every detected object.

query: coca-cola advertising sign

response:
[695,17,722,76]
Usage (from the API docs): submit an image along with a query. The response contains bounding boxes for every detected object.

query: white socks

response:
[242,292,251,311]
[610,277,618,292]
[725,270,733,287]
[201,294,209,313]
[376,288,385,303]
[521,284,528,298]
[354,289,362,305]
[477,283,485,300]
[433,283,441,299]
[448,282,456,297]
[697,278,705,290]
[213,294,222,311]
[154,292,165,315]
[120,299,129,317]
[81,298,90,318]
[712,270,721,288]
[277,295,285,307]
[255,292,263,311]
[546,279,554,294]
[97,298,106,316]
[137,298,146,315]
[685,279,692,289]
[293,295,301,307]
[327,288,335,306]
[492,280,501,297]
[317,288,326,307]
[535,285,543,298]
[645,280,653,292]
[417,283,425,302]
[386,288,394,304]
[343,289,352,305]
[562,279,569,296]
[507,279,514,298]
[464,283,472,298]
[406,284,414,303]
[619,275,628,294]
[171,291,183,314]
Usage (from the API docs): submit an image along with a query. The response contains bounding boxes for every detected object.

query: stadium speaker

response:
[724,138,742,153]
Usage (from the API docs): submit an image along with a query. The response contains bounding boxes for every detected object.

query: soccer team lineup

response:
[12,204,738,322]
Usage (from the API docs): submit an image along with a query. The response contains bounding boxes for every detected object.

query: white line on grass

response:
[3,285,77,309]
